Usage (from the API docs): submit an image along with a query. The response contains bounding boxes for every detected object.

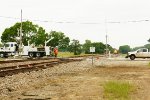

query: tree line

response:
[1,21,114,55]
[119,39,150,54]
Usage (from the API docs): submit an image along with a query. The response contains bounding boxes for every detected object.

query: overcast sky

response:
[0,0,150,49]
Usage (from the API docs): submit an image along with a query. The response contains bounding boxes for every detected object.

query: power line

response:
[0,15,150,24]
[0,16,19,20]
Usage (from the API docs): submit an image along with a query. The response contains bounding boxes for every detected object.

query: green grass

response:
[58,52,74,57]
[0,57,5,61]
[103,81,135,100]
[148,62,150,67]
[119,54,127,58]
[57,52,94,57]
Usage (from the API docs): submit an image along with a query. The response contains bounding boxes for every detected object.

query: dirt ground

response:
[0,57,150,100]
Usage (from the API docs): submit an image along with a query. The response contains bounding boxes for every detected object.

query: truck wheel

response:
[29,53,34,58]
[130,55,135,60]
[36,53,41,57]
[0,54,4,58]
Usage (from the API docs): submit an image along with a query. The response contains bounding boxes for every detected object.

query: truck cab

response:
[0,42,18,57]
[0,42,52,58]
[126,48,150,60]
[3,42,18,52]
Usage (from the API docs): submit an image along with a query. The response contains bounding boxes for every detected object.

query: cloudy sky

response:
[0,0,150,48]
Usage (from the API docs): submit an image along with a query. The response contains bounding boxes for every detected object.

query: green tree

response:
[33,27,48,46]
[0,43,3,47]
[47,31,70,51]
[146,39,150,50]
[119,45,131,54]
[107,44,114,53]
[83,40,92,54]
[83,41,113,54]
[132,46,143,51]
[68,39,82,55]
[1,21,47,46]
[92,42,105,54]
[144,44,150,50]
[148,38,150,43]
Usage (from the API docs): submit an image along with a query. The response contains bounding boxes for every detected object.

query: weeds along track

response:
[0,57,83,77]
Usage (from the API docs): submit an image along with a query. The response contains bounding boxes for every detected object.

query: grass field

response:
[57,52,94,57]
[58,52,74,57]
[103,81,135,100]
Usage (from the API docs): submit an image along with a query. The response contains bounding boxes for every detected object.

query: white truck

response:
[0,42,51,58]
[126,48,150,60]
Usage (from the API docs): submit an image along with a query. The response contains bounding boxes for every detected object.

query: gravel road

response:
[0,57,150,100]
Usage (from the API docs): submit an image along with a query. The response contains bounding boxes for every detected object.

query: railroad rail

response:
[0,57,82,77]
[0,57,58,64]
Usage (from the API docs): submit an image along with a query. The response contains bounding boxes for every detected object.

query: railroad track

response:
[0,57,58,64]
[0,57,83,77]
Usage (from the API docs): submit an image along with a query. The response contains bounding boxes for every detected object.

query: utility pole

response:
[106,34,108,54]
[20,9,22,48]
[19,9,23,56]
[105,18,108,57]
